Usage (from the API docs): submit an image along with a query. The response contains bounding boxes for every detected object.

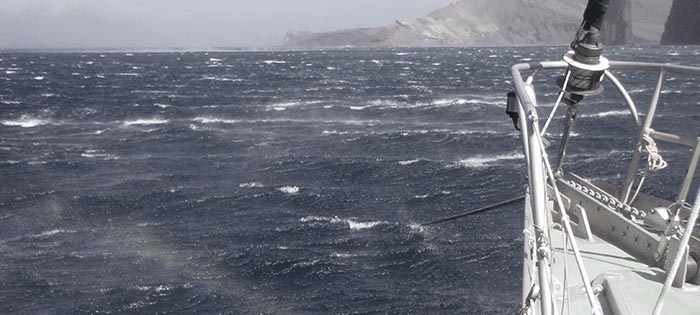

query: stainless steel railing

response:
[511,59,700,315]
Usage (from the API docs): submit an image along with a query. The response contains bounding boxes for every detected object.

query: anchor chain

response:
[564,179,647,218]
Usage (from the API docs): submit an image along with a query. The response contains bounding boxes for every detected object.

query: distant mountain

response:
[661,0,700,44]
[283,0,671,48]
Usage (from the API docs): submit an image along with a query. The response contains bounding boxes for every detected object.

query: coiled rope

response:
[630,132,668,204]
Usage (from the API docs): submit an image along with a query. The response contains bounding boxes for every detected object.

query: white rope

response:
[630,132,668,204]
[642,132,668,172]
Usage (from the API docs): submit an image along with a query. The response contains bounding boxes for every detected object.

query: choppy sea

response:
[0,46,699,314]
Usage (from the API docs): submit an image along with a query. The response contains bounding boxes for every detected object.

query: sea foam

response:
[1,116,50,128]
[123,119,169,126]
[300,216,385,231]
[454,152,524,168]
[278,186,299,195]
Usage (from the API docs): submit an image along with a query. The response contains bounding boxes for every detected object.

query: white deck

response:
[548,225,700,314]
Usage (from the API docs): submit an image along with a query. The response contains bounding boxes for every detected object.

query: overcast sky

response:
[0,0,456,49]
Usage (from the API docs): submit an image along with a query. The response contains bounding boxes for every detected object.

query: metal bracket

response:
[666,236,690,288]
[573,205,594,242]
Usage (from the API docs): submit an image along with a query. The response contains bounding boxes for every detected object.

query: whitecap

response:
[300,215,384,230]
[278,186,299,195]
[322,130,350,135]
[584,110,630,118]
[398,159,420,165]
[136,222,164,227]
[116,73,141,76]
[5,70,16,74]
[266,101,301,111]
[192,117,240,124]
[133,284,176,292]
[154,103,171,108]
[430,98,473,107]
[454,152,524,168]
[368,99,401,107]
[81,150,119,160]
[300,215,329,223]
[262,60,286,65]
[209,58,222,62]
[123,118,169,126]
[202,76,242,82]
[409,224,425,233]
[34,76,45,80]
[332,252,357,258]
[346,219,382,230]
[1,116,49,128]
[239,182,264,188]
[28,229,76,239]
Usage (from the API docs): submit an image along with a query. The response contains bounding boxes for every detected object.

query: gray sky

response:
[0,0,456,49]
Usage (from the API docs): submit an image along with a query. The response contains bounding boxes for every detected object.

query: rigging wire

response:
[541,70,572,137]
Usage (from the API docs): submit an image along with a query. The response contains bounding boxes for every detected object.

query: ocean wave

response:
[123,118,169,126]
[192,117,240,124]
[266,101,302,111]
[583,110,630,118]
[34,76,45,80]
[132,284,183,292]
[399,128,497,136]
[239,182,264,188]
[331,252,359,258]
[322,130,350,135]
[20,229,77,240]
[1,116,50,128]
[453,152,524,168]
[262,60,286,65]
[351,97,495,110]
[202,76,242,82]
[81,150,119,160]
[300,215,385,231]
[408,223,425,233]
[398,159,421,165]
[278,186,299,195]
[136,222,165,227]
